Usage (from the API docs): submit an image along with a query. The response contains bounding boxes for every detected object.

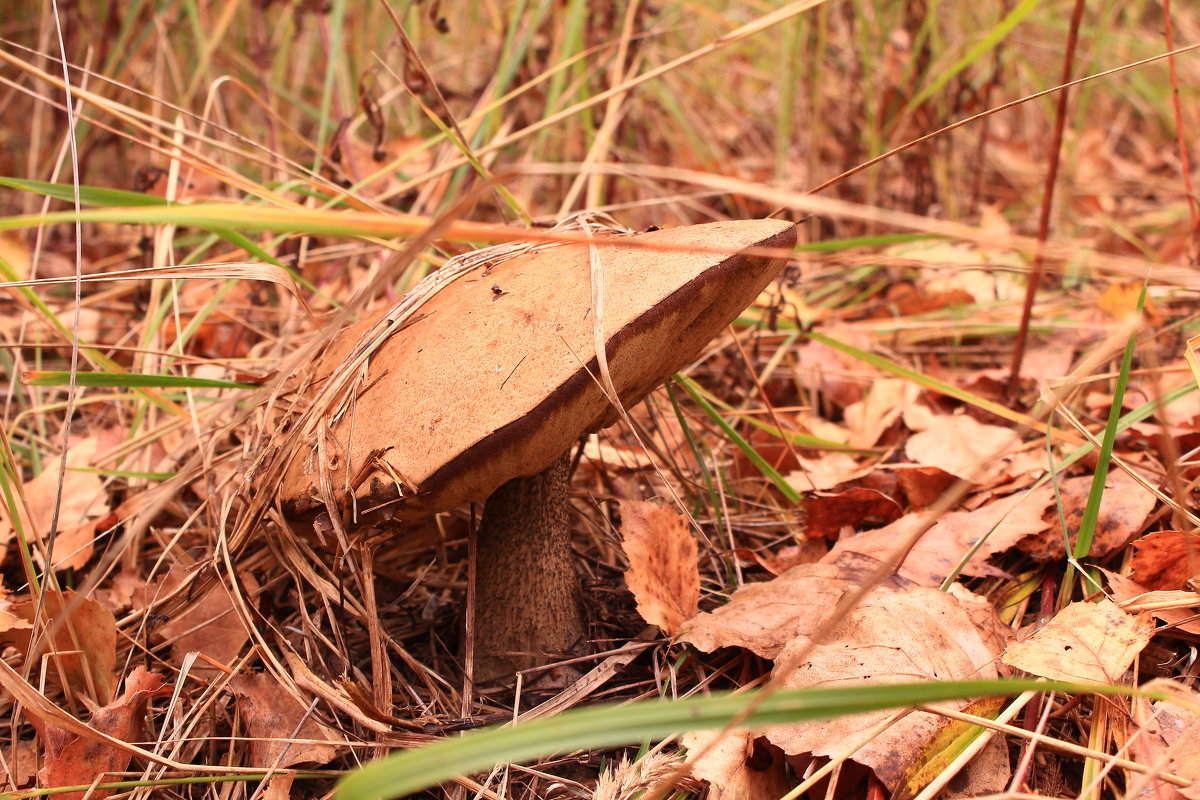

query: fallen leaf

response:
[1098,281,1158,322]
[0,740,37,788]
[785,453,874,492]
[843,379,917,448]
[733,539,828,576]
[39,667,171,800]
[826,486,1055,587]
[229,672,345,768]
[620,500,699,635]
[894,697,1010,800]
[0,433,116,570]
[1129,698,1200,799]
[904,412,1022,483]
[1130,531,1200,591]
[1001,599,1154,682]
[893,466,958,508]
[805,488,903,540]
[681,553,908,659]
[765,587,1002,791]
[1019,471,1156,561]
[1104,569,1200,636]
[0,590,116,705]
[682,730,790,800]
[155,564,258,671]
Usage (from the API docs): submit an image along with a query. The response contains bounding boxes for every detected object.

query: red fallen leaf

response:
[732,441,799,483]
[893,466,957,508]
[0,591,117,706]
[1130,531,1200,591]
[39,667,171,800]
[805,488,902,539]
[619,500,700,635]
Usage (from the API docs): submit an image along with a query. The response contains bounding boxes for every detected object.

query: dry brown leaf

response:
[843,378,917,448]
[0,432,116,570]
[681,553,908,659]
[903,410,1022,483]
[38,667,171,800]
[765,588,1002,791]
[1130,531,1200,591]
[156,565,258,671]
[732,539,828,576]
[620,500,699,635]
[0,590,116,705]
[785,453,874,492]
[1001,599,1154,682]
[893,465,958,508]
[1104,569,1200,636]
[805,488,902,540]
[228,672,345,768]
[826,486,1055,587]
[1129,699,1200,799]
[682,729,790,800]
[0,739,37,788]
[1019,471,1157,561]
[789,329,877,409]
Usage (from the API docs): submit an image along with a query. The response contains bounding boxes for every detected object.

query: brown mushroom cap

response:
[281,218,796,523]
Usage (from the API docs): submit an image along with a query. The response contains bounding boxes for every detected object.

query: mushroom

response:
[280,217,797,684]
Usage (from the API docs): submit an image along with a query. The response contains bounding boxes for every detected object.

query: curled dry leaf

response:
[1001,599,1154,683]
[681,553,908,659]
[38,667,171,800]
[766,587,1003,792]
[619,500,699,635]
[0,590,116,705]
[228,672,345,768]
[1104,568,1200,636]
[682,729,790,800]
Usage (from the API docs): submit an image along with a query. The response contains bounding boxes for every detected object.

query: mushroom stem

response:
[472,452,585,685]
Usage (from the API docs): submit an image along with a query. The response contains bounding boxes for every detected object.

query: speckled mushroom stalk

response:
[281,218,797,686]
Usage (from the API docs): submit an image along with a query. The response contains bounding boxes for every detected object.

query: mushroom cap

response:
[281,218,796,523]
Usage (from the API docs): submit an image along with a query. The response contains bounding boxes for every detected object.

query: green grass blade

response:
[0,176,168,207]
[336,679,1162,800]
[23,371,257,390]
[674,374,804,504]
[1060,284,1145,599]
